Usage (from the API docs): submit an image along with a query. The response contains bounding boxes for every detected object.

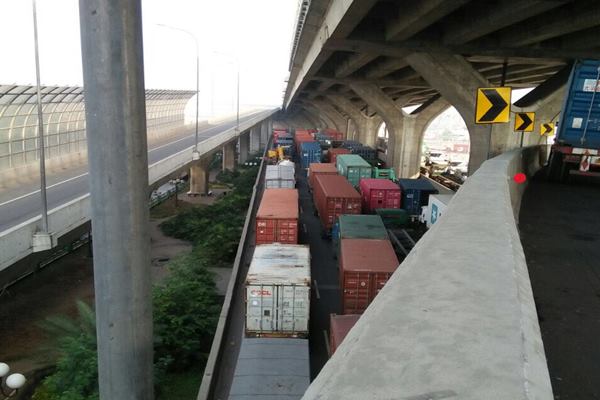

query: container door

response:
[256,219,275,244]
[370,273,392,305]
[246,284,276,333]
[370,189,385,211]
[342,271,371,314]
[277,220,298,244]
[278,285,309,334]
[385,190,401,209]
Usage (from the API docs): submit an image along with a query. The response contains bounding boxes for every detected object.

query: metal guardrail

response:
[196,139,270,400]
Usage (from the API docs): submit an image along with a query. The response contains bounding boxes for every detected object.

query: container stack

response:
[256,189,299,245]
[294,130,315,155]
[336,154,373,187]
[359,178,401,213]
[265,164,296,189]
[321,128,344,141]
[397,178,438,216]
[245,243,311,337]
[313,174,361,232]
[332,214,389,256]
[327,147,351,164]
[308,162,338,190]
[299,141,322,169]
[339,238,399,314]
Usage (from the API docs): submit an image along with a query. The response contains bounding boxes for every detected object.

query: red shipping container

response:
[339,238,399,314]
[308,163,338,189]
[313,175,361,231]
[328,148,351,164]
[256,189,299,245]
[323,128,345,141]
[329,314,360,356]
[359,178,401,213]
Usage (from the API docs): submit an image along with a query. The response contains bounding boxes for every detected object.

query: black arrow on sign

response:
[542,124,553,134]
[516,113,533,131]
[480,89,508,122]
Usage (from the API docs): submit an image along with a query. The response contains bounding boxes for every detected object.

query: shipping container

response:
[322,128,345,141]
[339,238,399,314]
[375,208,410,228]
[372,167,396,180]
[397,178,438,216]
[336,154,373,187]
[245,244,311,337]
[294,134,315,155]
[327,147,351,164]
[229,337,310,399]
[332,214,389,258]
[265,165,295,189]
[308,162,338,189]
[313,174,362,231]
[256,189,299,244]
[425,193,454,228]
[299,141,322,169]
[359,178,401,213]
[329,314,360,355]
[351,146,377,162]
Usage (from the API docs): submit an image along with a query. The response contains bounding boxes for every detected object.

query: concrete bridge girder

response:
[326,94,379,146]
[405,52,491,174]
[312,99,348,135]
[302,103,336,130]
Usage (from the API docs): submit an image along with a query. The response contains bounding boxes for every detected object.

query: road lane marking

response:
[0,113,265,208]
[323,330,331,357]
[314,279,320,300]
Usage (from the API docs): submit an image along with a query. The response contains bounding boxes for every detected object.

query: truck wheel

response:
[546,151,563,182]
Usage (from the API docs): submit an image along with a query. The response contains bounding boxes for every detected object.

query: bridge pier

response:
[238,131,250,164]
[188,158,211,196]
[260,120,269,147]
[249,125,261,154]
[222,141,236,171]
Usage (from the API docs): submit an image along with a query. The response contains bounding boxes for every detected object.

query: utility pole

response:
[78,1,154,399]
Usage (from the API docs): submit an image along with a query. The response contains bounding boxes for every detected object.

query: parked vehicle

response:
[245,243,310,337]
[308,162,338,190]
[359,178,401,213]
[229,337,310,399]
[329,314,360,356]
[336,154,372,187]
[548,59,600,180]
[256,189,299,244]
[339,238,399,314]
[397,178,438,216]
[265,165,295,189]
[313,174,362,232]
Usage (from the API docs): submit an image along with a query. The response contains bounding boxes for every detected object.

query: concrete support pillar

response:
[188,158,211,196]
[327,94,381,146]
[222,141,236,171]
[350,83,408,176]
[78,0,154,398]
[249,125,261,153]
[313,99,348,135]
[406,52,491,174]
[260,120,269,146]
[238,131,250,164]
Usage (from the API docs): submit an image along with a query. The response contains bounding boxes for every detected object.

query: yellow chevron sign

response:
[540,122,555,136]
[475,87,512,124]
[514,112,535,132]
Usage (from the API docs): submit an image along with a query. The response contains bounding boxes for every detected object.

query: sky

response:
[0,0,299,115]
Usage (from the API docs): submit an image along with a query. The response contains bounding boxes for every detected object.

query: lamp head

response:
[6,373,26,390]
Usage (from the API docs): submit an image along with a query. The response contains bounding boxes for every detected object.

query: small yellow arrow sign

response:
[514,112,535,132]
[476,87,512,124]
[540,122,555,136]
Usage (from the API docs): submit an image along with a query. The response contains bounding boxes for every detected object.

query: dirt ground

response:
[0,188,227,379]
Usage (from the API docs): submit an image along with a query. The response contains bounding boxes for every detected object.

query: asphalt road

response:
[0,112,263,232]
[520,174,600,400]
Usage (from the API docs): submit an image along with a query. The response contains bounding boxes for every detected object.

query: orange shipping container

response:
[329,314,360,356]
[327,148,351,164]
[339,238,399,314]
[308,163,338,189]
[313,175,361,231]
[256,189,299,245]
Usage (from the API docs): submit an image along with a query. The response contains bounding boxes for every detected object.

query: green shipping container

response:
[375,208,410,228]
[372,167,396,180]
[336,154,372,187]
[333,215,389,257]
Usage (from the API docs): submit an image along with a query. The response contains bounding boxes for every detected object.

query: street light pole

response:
[156,23,200,159]
[32,0,49,233]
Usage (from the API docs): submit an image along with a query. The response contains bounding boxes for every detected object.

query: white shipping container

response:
[426,194,454,228]
[265,165,296,189]
[245,244,310,337]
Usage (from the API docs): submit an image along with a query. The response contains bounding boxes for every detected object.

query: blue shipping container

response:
[397,178,438,216]
[300,141,322,169]
[557,60,600,149]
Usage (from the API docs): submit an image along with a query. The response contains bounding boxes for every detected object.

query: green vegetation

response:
[33,164,259,400]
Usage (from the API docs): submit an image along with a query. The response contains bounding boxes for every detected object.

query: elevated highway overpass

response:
[0,108,277,286]
[282,0,600,177]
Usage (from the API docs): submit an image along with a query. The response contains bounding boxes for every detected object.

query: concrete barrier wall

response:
[0,109,278,274]
[302,146,553,400]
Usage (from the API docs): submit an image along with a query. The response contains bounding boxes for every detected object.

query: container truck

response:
[256,189,299,245]
[308,162,338,190]
[313,174,362,233]
[548,60,600,181]
[336,154,372,187]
